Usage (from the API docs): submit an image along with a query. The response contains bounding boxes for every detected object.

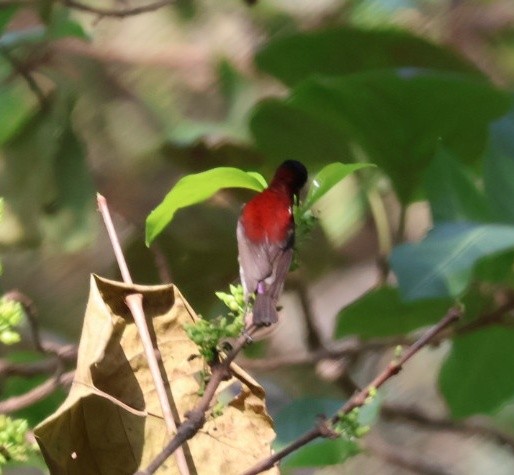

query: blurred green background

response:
[3,0,514,473]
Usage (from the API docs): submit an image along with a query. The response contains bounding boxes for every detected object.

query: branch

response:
[241,306,462,475]
[0,48,47,108]
[457,295,514,335]
[63,0,173,18]
[97,193,190,475]
[0,345,77,378]
[136,326,257,475]
[0,369,74,413]
[3,290,78,364]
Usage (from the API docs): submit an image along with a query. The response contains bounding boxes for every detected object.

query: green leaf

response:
[166,59,254,147]
[250,99,352,167]
[145,167,265,245]
[0,84,38,145]
[440,327,514,418]
[484,106,514,223]
[284,439,360,468]
[334,286,452,339]
[278,72,508,203]
[304,162,375,209]
[274,397,379,467]
[42,121,96,251]
[424,147,493,223]
[47,7,89,40]
[391,223,514,300]
[0,5,19,34]
[0,92,96,250]
[473,249,514,286]
[256,26,481,87]
[274,399,340,447]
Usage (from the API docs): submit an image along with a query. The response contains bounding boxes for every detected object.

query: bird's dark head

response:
[270,160,308,195]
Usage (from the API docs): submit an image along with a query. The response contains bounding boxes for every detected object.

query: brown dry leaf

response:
[34,275,277,474]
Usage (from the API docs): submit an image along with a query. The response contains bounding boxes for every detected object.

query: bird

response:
[237,160,308,326]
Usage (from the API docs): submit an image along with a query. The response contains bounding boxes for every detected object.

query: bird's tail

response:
[252,293,278,326]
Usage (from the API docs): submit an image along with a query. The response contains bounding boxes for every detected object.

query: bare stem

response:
[96,193,190,475]
[241,306,462,475]
[136,326,257,475]
[0,370,74,413]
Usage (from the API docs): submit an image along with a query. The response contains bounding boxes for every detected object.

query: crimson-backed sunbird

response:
[237,160,308,326]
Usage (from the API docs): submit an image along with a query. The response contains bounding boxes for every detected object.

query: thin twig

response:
[63,0,173,17]
[0,48,47,108]
[0,370,74,413]
[96,193,190,475]
[241,306,462,475]
[0,345,77,378]
[136,326,257,475]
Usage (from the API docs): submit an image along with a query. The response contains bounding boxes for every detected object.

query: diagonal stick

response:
[97,193,190,475]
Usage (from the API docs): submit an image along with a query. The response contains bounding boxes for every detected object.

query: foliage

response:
[0,199,38,470]
[3,0,514,473]
[0,415,37,466]
[0,296,23,345]
[185,284,246,361]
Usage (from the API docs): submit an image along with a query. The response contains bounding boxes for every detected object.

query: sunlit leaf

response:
[304,162,375,209]
[145,167,265,245]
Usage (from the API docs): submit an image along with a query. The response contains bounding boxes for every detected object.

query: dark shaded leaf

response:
[279,72,508,203]
[334,286,452,339]
[484,104,514,222]
[250,99,352,168]
[425,147,493,223]
[256,27,481,87]
[440,327,514,418]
